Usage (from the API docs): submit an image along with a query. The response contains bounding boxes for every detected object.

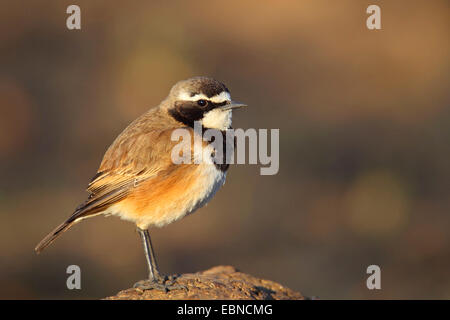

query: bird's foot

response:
[133,274,187,292]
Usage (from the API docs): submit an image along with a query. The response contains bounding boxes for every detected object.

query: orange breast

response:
[112,162,225,229]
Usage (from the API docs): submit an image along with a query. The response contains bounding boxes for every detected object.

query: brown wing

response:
[70,126,189,222]
[35,111,195,253]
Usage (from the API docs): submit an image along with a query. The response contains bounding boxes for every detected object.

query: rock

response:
[105,265,303,300]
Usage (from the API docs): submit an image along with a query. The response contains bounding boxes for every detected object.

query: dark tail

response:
[35,220,76,254]
[35,185,126,253]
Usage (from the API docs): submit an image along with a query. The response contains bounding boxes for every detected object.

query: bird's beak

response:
[219,101,248,111]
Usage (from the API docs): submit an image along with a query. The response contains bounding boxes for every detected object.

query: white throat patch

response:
[202,109,232,130]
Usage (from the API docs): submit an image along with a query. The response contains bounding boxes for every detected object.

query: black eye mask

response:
[169,100,227,128]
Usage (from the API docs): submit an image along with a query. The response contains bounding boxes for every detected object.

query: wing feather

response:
[73,126,194,221]
[35,110,195,253]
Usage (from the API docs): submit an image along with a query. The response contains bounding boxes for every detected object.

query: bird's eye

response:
[197,99,207,107]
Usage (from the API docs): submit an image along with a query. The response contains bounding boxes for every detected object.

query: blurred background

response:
[0,0,449,299]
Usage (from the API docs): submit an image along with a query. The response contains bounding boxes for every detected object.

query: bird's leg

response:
[133,228,186,292]
[140,228,161,281]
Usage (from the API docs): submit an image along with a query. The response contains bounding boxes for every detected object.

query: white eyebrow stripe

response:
[178,91,231,103]
[210,91,231,103]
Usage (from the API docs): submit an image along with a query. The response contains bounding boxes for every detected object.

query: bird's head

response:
[164,77,246,130]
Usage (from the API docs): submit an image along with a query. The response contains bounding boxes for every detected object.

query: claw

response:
[133,275,187,292]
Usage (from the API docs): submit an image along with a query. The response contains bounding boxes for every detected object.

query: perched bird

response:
[35,77,246,291]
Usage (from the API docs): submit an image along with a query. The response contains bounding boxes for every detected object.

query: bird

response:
[35,76,247,291]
